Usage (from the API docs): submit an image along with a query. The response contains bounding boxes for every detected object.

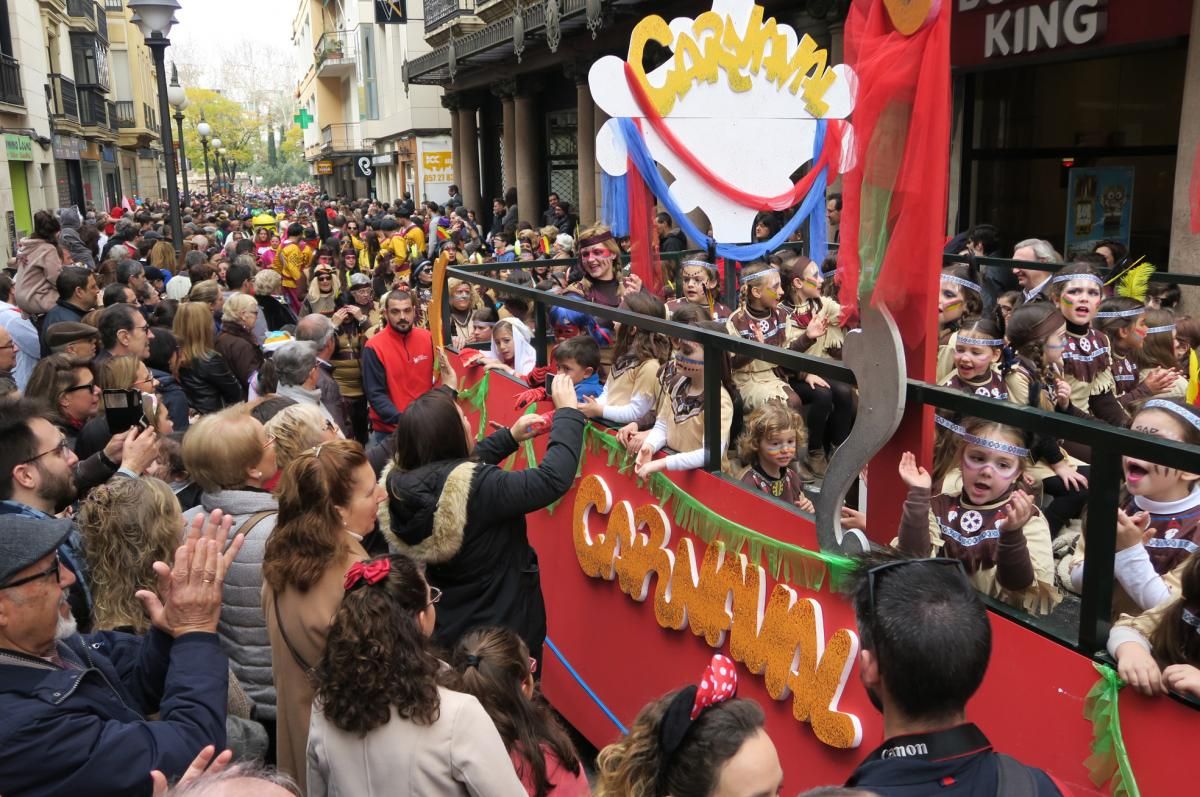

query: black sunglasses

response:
[866,558,969,618]
[0,552,61,590]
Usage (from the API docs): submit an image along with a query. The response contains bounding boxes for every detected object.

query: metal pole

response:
[201,138,210,195]
[174,109,189,207]
[147,33,184,256]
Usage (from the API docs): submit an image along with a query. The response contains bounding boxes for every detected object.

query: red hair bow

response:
[344,558,391,591]
[692,654,738,719]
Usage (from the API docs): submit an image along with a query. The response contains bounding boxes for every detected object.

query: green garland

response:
[457,374,489,441]
[1083,662,1140,797]
[579,425,855,592]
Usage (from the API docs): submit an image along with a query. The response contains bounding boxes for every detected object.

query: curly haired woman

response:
[307,553,526,797]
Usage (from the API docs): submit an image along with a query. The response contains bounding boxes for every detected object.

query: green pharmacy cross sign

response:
[294,108,313,130]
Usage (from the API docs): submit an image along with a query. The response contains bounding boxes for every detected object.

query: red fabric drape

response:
[837,0,949,339]
[627,120,663,296]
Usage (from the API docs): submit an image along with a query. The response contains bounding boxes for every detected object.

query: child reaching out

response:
[896,419,1059,614]
[629,324,737,477]
[481,319,537,380]
[1069,398,1200,617]
[580,292,670,429]
[736,403,815,513]
[1109,551,1200,700]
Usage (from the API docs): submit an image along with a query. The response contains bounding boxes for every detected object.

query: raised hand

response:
[1115,509,1153,552]
[150,745,233,797]
[898,451,931,490]
[997,489,1034,533]
[136,510,243,638]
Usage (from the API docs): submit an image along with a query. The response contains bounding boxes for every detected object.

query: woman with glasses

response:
[75,355,173,461]
[262,439,383,792]
[307,553,526,797]
[23,354,99,449]
[175,301,243,414]
[301,263,343,318]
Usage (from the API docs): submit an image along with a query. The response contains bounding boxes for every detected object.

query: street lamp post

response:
[218,147,228,192]
[212,137,223,193]
[197,116,211,196]
[130,0,184,254]
[166,62,189,208]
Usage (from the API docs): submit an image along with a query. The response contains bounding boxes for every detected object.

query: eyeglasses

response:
[317,275,333,281]
[133,374,157,389]
[0,341,14,350]
[427,586,442,607]
[0,553,61,590]
[22,435,70,464]
[263,434,276,451]
[131,323,149,333]
[866,559,969,621]
[63,382,96,394]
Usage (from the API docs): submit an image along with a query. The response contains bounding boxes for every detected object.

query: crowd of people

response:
[0,184,1195,797]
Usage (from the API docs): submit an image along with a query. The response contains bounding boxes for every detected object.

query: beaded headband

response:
[1141,399,1200,431]
[941,273,982,294]
[577,232,615,249]
[1051,272,1103,286]
[934,414,1030,458]
[956,334,1004,348]
[1095,307,1145,319]
[680,259,718,272]
[1145,324,1176,335]
[740,266,779,286]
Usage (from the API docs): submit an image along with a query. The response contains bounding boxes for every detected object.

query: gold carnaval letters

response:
[571,475,863,749]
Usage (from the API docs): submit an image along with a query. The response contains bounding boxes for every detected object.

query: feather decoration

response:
[1112,259,1153,302]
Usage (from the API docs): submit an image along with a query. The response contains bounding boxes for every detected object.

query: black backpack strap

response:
[995,753,1039,797]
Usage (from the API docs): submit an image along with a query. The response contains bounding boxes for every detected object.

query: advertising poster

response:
[1064,166,1134,259]
[418,136,453,204]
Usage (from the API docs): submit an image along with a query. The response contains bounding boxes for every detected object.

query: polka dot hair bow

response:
[659,654,740,766]
[691,654,738,719]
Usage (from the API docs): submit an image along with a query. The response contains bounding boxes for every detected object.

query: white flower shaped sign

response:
[589,0,857,243]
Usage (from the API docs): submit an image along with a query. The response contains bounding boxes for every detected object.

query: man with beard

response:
[362,290,453,444]
[0,400,159,631]
[844,555,1067,795]
[0,512,241,796]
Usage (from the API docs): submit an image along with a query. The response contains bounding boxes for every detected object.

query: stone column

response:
[514,82,540,228]
[502,92,517,193]
[1170,0,1200,310]
[576,78,596,224]
[457,102,483,220]
[443,94,462,190]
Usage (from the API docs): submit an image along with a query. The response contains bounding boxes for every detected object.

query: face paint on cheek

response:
[803,277,821,291]
[941,300,963,314]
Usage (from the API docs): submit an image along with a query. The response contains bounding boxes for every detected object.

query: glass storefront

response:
[961,45,1186,263]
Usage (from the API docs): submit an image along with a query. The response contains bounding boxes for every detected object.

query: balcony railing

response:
[425,0,476,34]
[314,30,356,72]
[103,0,123,11]
[0,54,23,107]
[96,6,108,40]
[78,87,110,129]
[49,73,80,121]
[114,99,134,127]
[320,122,366,152]
[66,0,95,21]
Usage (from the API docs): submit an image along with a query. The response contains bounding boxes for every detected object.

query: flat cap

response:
[44,321,98,349]
[0,516,71,587]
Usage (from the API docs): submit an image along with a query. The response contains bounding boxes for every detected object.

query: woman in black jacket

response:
[146,327,190,431]
[173,301,242,414]
[385,374,584,665]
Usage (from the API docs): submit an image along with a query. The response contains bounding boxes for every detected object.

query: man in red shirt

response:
[362,290,452,442]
